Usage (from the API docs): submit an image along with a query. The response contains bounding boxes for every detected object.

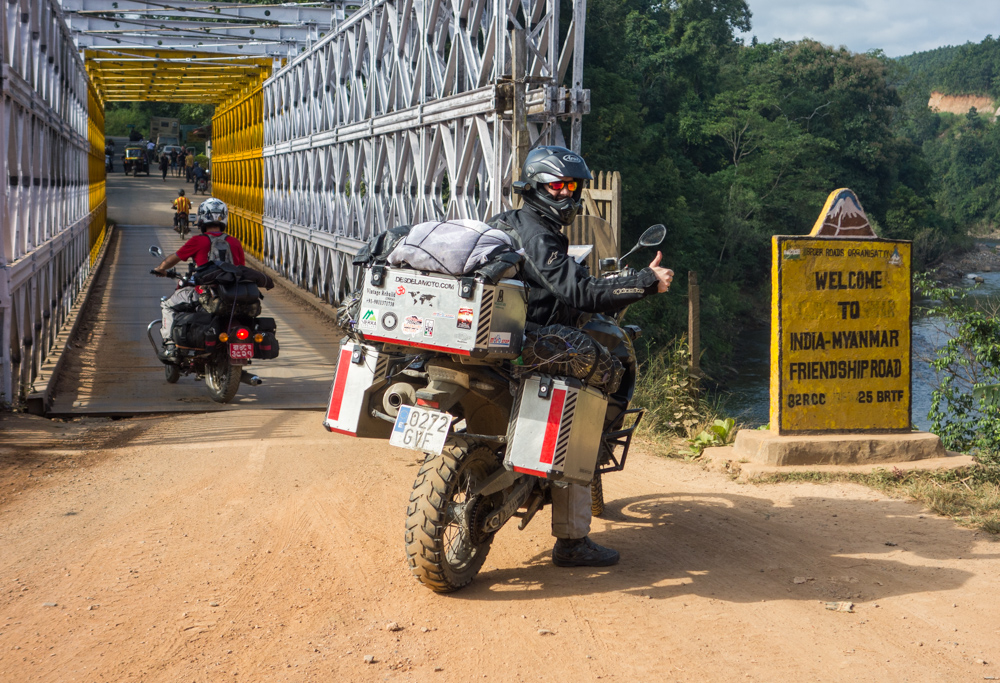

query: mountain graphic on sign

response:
[809,188,877,238]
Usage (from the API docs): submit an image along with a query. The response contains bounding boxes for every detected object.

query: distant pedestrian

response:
[185,152,195,182]
[170,149,179,176]
[159,153,170,181]
[177,150,187,178]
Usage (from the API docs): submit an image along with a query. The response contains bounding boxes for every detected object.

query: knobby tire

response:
[405,441,500,593]
[591,471,605,517]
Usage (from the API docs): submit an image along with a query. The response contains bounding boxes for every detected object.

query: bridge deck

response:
[49,174,341,415]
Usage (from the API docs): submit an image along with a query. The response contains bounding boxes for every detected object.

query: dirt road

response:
[1,410,998,682]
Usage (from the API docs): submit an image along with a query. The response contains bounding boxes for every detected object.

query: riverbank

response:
[929,239,1000,281]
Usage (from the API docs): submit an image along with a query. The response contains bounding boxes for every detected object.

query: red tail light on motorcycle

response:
[235,328,250,341]
[219,332,229,342]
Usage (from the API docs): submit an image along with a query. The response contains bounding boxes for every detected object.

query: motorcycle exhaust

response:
[382,382,416,417]
[240,371,263,386]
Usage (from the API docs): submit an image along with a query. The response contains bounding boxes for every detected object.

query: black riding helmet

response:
[513,146,593,226]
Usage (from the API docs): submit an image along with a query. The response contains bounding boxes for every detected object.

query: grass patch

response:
[750,463,1000,534]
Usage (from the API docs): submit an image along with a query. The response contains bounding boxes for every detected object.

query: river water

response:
[717,251,1000,430]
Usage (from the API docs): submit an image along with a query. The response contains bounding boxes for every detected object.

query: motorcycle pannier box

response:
[357,266,526,359]
[504,374,609,486]
[324,340,390,437]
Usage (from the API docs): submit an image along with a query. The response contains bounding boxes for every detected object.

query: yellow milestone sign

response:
[770,236,912,434]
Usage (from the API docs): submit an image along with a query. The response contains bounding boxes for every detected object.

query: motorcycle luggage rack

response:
[597,407,645,475]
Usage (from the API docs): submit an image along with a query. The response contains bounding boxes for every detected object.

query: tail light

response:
[219,332,229,342]
[235,328,250,341]
[253,333,264,342]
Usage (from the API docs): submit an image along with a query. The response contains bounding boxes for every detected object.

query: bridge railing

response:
[1,0,106,404]
[254,0,589,305]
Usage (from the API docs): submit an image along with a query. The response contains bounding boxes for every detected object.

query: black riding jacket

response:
[488,206,659,327]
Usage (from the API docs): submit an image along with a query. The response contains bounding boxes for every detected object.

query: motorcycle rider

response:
[488,146,673,568]
[172,189,192,233]
[152,198,246,360]
[192,162,208,191]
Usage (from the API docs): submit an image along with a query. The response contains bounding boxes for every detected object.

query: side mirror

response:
[619,224,667,265]
[149,245,164,258]
[639,224,666,247]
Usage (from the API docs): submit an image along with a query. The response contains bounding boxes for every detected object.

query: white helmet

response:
[196,198,228,229]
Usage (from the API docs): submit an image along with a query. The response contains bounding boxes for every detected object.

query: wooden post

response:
[511,28,529,210]
[688,271,700,376]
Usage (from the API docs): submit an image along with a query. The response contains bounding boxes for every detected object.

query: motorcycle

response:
[325,224,666,593]
[194,173,210,194]
[173,209,191,237]
[146,246,280,403]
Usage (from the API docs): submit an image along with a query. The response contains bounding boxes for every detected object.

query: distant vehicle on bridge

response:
[123,146,149,176]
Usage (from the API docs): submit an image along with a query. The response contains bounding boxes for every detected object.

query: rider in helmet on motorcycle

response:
[172,189,192,233]
[488,146,673,568]
[153,198,247,360]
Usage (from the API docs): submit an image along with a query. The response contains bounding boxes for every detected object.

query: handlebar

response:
[150,268,180,279]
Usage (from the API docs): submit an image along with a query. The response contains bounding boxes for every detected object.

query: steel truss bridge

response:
[2,0,604,406]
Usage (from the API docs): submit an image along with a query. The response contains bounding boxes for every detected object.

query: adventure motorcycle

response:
[146,245,280,403]
[325,224,666,593]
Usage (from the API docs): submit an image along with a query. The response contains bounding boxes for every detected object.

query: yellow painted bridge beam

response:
[83,48,273,103]
[212,78,266,259]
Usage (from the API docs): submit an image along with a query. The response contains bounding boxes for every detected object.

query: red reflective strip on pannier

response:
[539,388,566,465]
[326,348,354,423]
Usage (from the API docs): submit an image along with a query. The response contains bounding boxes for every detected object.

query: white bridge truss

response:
[60,0,352,58]
[260,0,588,303]
[1,0,106,404]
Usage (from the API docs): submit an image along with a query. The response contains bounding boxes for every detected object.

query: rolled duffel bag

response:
[217,281,260,304]
[171,311,216,348]
[520,324,624,393]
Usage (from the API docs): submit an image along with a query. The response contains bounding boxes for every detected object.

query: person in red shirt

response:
[153,198,246,360]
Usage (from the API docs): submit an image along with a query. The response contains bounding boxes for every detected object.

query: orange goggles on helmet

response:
[547,180,579,192]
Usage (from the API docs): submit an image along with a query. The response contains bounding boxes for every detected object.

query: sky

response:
[738,0,1000,57]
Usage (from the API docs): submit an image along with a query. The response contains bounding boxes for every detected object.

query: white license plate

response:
[389,405,453,455]
[229,342,254,359]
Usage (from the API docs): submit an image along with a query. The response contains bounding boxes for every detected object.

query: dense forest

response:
[581,0,1000,363]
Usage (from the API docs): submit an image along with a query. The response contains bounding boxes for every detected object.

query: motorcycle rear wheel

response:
[405,441,500,593]
[205,360,241,403]
[591,471,605,517]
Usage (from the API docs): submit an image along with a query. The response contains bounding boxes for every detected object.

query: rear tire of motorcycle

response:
[590,471,605,517]
[205,360,241,403]
[164,363,181,384]
[405,442,499,593]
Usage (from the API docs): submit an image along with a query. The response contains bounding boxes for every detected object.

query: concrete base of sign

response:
[728,429,947,467]
[702,445,974,481]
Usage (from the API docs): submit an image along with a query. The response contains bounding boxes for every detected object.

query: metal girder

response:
[73,34,301,56]
[65,16,327,46]
[83,48,273,102]
[69,17,322,42]
[255,0,589,304]
[61,0,348,26]
[2,0,108,404]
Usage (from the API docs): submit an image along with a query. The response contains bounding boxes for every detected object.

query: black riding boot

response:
[552,537,620,567]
